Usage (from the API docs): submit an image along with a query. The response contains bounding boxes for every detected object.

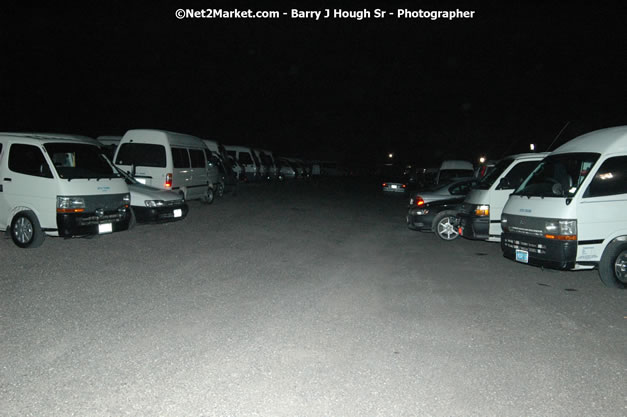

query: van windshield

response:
[475,158,513,190]
[513,152,599,197]
[115,143,166,167]
[44,143,120,180]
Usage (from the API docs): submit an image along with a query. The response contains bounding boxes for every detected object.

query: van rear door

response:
[114,142,168,189]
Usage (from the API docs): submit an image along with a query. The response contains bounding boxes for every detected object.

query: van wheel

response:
[11,211,45,248]
[201,187,215,204]
[599,240,627,288]
[216,183,224,198]
[433,212,460,241]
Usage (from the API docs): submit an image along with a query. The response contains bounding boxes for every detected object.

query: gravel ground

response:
[1,178,625,417]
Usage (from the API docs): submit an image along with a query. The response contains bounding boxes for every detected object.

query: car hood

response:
[127,182,182,203]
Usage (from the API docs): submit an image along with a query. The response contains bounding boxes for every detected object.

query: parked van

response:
[114,129,214,203]
[435,160,474,184]
[276,157,297,180]
[256,149,278,180]
[224,145,259,182]
[264,150,279,180]
[0,132,131,248]
[457,152,548,242]
[501,126,627,288]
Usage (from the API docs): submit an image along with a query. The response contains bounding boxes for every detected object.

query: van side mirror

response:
[497,177,513,190]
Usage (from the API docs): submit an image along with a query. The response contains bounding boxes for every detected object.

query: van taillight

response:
[165,173,172,188]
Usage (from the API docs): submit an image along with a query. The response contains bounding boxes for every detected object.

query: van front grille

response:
[503,238,547,254]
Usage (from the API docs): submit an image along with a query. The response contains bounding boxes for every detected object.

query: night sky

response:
[1,1,625,167]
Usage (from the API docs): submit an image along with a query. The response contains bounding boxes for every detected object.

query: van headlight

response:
[544,219,577,240]
[57,196,86,213]
[145,200,165,208]
[122,193,131,206]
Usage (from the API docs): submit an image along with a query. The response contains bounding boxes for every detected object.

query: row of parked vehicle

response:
[0,129,319,249]
[405,126,627,289]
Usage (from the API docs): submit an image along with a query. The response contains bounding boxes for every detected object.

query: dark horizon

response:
[1,2,625,167]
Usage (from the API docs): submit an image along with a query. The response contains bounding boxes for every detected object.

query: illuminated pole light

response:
[479,156,486,164]
[530,143,535,151]
[388,153,394,159]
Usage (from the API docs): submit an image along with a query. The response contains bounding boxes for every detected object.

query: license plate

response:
[136,178,147,184]
[515,249,529,263]
[98,223,113,234]
[173,209,182,218]
[391,184,398,189]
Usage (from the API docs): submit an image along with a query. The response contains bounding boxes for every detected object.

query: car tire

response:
[599,240,627,289]
[10,210,45,248]
[201,187,215,204]
[433,211,460,241]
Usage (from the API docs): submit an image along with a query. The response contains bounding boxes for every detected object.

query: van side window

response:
[172,148,190,168]
[189,149,205,168]
[9,144,53,178]
[585,156,627,197]
[503,161,540,190]
[239,152,253,165]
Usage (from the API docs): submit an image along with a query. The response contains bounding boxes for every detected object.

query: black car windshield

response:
[44,143,120,179]
[514,152,599,197]
[475,158,514,190]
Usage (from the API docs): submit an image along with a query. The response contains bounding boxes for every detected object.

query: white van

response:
[457,152,548,242]
[501,126,627,288]
[435,160,474,184]
[0,132,131,248]
[114,129,214,203]
[258,149,278,180]
[224,145,259,182]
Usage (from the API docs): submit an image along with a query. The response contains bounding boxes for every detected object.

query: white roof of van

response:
[0,132,99,144]
[223,145,252,153]
[504,152,550,160]
[97,135,122,141]
[439,160,473,169]
[553,126,627,155]
[123,129,206,148]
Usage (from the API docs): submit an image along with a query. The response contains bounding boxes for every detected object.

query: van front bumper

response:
[501,232,577,270]
[133,203,189,223]
[457,212,489,240]
[57,209,131,237]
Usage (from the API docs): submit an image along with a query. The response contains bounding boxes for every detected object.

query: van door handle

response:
[3,178,11,181]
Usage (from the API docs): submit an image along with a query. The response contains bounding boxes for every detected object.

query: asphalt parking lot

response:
[1,178,625,417]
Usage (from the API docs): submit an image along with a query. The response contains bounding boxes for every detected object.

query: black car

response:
[406,196,465,240]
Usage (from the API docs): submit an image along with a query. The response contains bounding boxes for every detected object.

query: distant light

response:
[388,153,394,159]
[479,156,486,164]
[530,143,535,151]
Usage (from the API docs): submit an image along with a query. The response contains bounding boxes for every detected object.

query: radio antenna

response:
[546,121,571,152]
